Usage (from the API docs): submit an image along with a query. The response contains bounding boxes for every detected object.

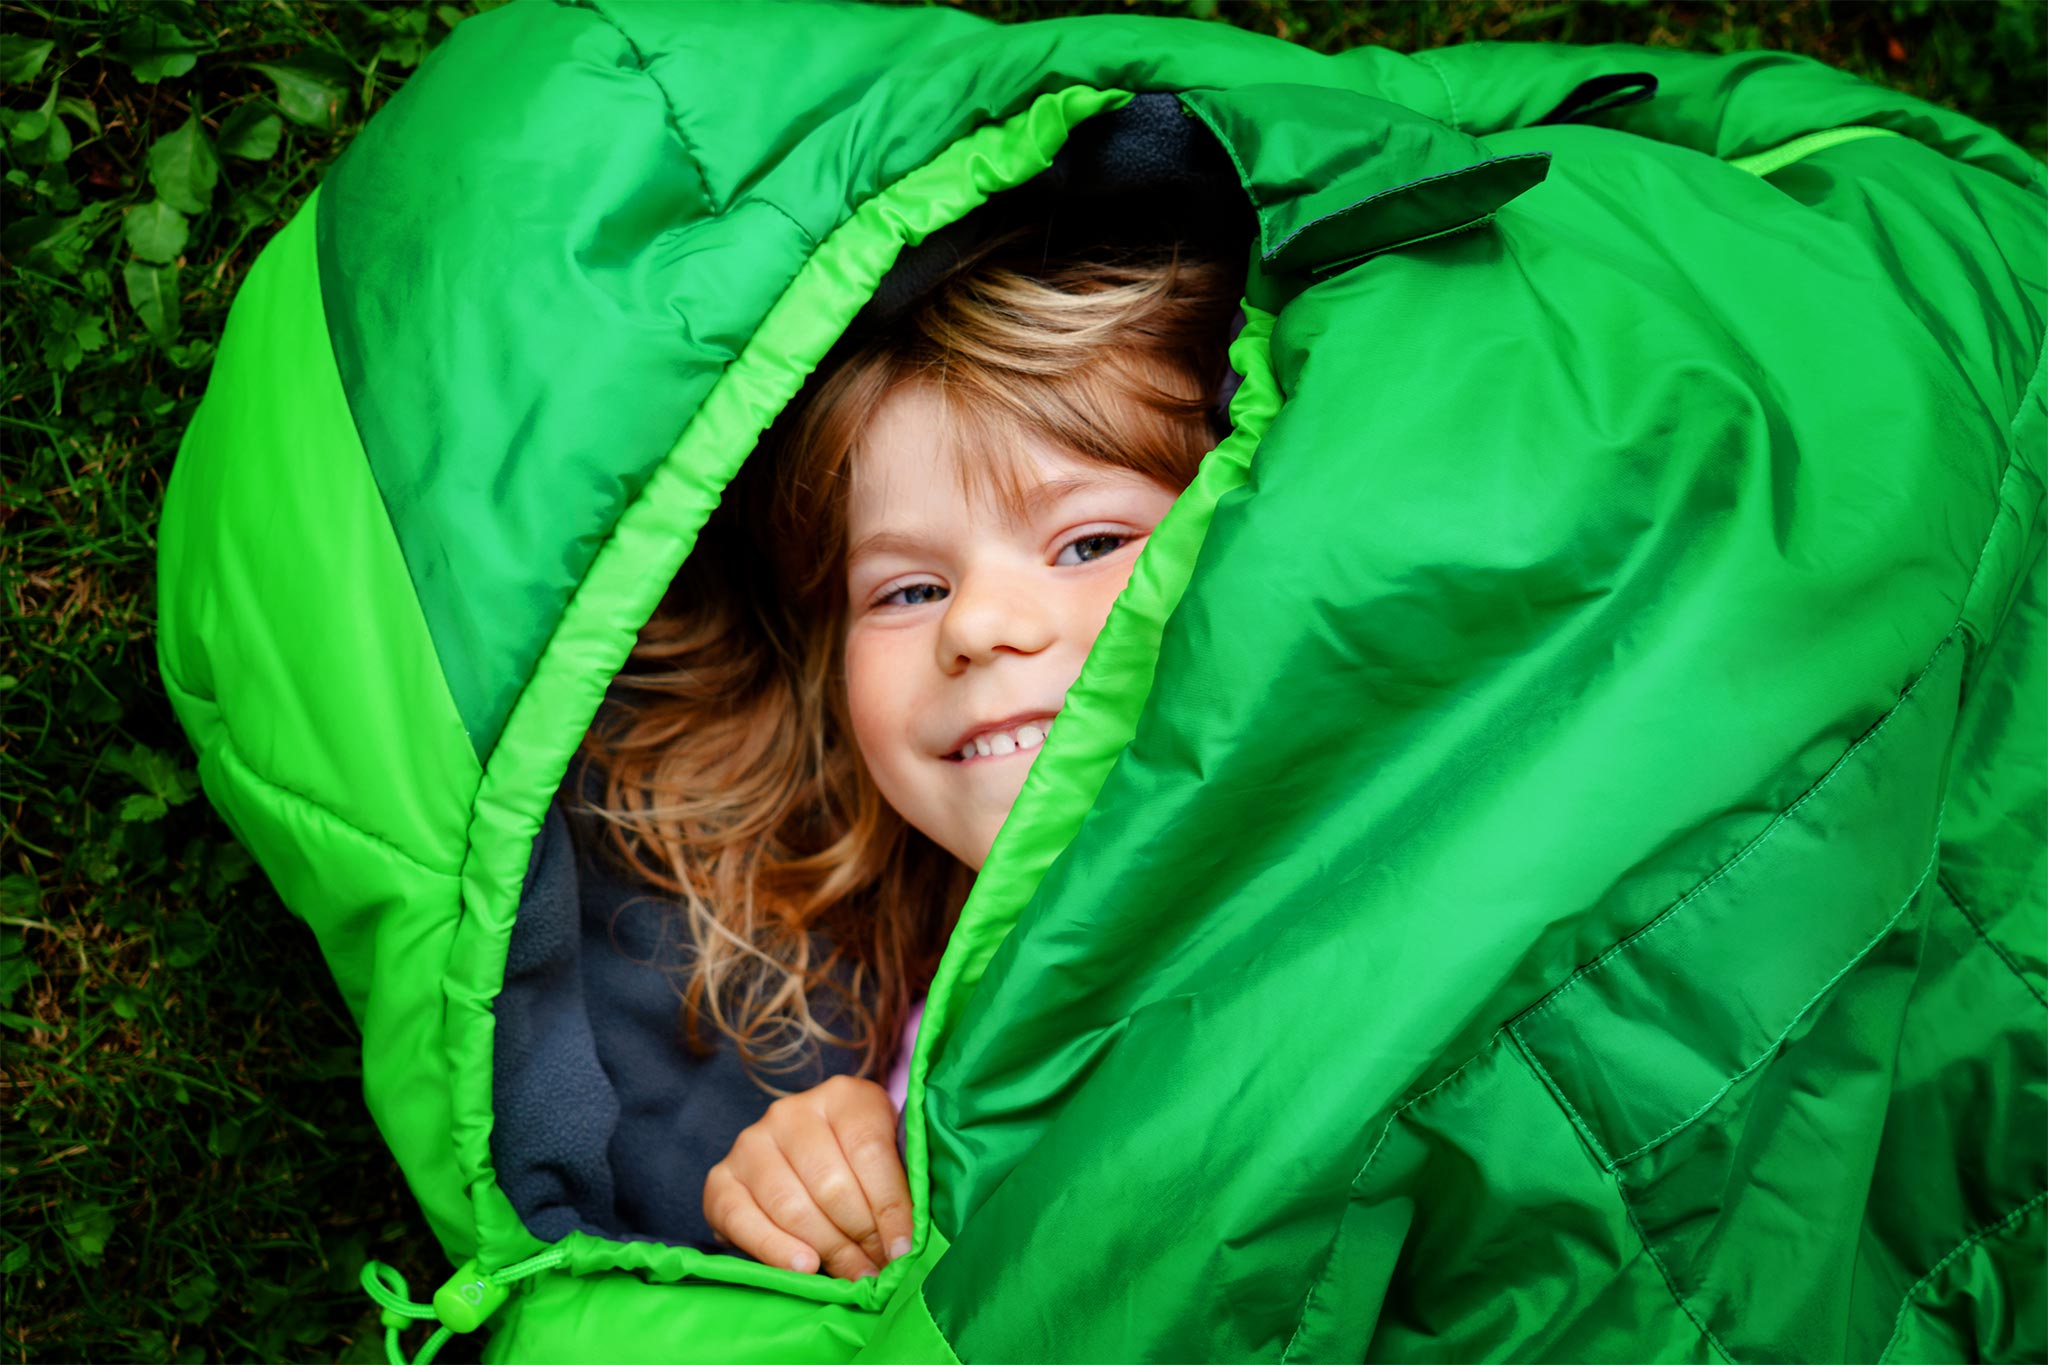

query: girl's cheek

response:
[843,628,915,749]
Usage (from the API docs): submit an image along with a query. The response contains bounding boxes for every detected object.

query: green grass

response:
[1,0,2041,1360]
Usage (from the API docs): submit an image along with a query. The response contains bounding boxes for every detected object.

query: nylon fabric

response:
[154,191,481,1256]
[155,3,2048,1360]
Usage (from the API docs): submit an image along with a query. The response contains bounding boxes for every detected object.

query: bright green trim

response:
[155,187,482,1259]
[848,1224,960,1365]
[447,83,1142,1283]
[1727,124,1908,177]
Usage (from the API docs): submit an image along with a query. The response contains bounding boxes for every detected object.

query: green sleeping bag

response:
[155,1,2047,1360]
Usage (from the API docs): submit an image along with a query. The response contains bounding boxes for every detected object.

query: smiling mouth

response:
[944,716,1056,763]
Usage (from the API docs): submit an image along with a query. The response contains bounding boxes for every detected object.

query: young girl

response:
[570,217,1246,1282]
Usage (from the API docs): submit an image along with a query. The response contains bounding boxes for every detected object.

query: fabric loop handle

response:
[1531,72,1659,127]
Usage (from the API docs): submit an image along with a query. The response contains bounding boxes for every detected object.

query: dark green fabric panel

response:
[315,1,806,755]
[1301,1040,1708,1363]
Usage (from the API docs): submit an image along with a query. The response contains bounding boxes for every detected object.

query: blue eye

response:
[1056,533,1130,566]
[878,582,948,608]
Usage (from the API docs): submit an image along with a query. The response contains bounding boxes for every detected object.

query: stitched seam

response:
[1936,872,2048,1011]
[1614,1165,1744,1365]
[2008,319,2048,443]
[1412,50,1461,133]
[160,661,458,877]
[1606,825,1944,1168]
[1280,1047,1491,1362]
[1875,1189,2048,1363]
[1524,321,2025,1030]
[1508,1025,1618,1170]
[1275,274,2034,1365]
[1520,631,1959,1028]
[579,0,718,214]
[755,196,821,252]
[1178,94,1268,260]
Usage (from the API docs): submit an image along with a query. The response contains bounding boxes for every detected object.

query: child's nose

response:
[936,572,1056,672]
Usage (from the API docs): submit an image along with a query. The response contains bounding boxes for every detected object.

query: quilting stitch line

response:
[1601,819,1945,1170]
[1516,630,1958,1028]
[1279,1048,1490,1362]
[1874,1188,2048,1363]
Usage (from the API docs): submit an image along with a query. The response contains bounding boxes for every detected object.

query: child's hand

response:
[703,1075,913,1281]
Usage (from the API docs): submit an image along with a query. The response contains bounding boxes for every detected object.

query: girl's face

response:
[841,383,1180,871]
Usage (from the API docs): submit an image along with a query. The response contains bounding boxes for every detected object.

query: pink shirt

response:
[885,995,927,1150]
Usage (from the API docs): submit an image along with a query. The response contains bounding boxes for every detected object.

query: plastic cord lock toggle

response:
[433,1259,511,1334]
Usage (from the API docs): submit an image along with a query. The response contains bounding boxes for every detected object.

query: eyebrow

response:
[844,475,1118,567]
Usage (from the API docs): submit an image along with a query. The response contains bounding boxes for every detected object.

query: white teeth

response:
[953,716,1058,761]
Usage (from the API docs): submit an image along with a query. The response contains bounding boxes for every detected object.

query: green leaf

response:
[211,840,256,889]
[5,86,71,167]
[166,338,213,370]
[0,1243,29,1275]
[122,260,181,341]
[123,199,189,263]
[69,839,118,884]
[0,99,46,142]
[146,113,218,215]
[170,1272,220,1324]
[53,94,99,137]
[246,61,348,131]
[59,1203,115,1265]
[103,740,201,806]
[0,201,108,276]
[113,18,199,84]
[206,1118,246,1159]
[102,896,150,933]
[0,874,38,912]
[376,34,427,68]
[228,182,284,227]
[39,299,108,374]
[215,100,281,160]
[119,793,168,823]
[0,36,54,86]
[164,916,214,969]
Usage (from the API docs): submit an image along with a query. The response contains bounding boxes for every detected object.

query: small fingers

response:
[703,1162,822,1275]
[830,1087,916,1264]
[773,1103,884,1279]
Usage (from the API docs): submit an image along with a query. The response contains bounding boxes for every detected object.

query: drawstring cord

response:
[360,1247,571,1365]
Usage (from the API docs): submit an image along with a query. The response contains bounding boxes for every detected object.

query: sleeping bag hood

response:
[156,2,2047,1360]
